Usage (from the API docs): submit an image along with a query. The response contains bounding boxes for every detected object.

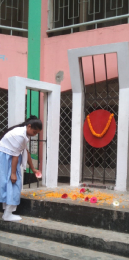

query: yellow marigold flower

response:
[87,113,114,138]
[72,194,77,200]
[79,194,84,199]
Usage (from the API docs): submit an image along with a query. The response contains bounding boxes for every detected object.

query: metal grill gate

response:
[83,74,119,185]
[24,91,46,188]
[0,88,8,137]
[58,91,72,183]
[58,76,119,185]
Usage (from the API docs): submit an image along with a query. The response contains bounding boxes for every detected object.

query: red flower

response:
[80,188,86,193]
[85,197,89,201]
[61,193,68,199]
[90,197,97,203]
[83,184,87,187]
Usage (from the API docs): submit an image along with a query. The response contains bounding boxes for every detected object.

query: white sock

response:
[2,205,22,222]
[3,203,17,212]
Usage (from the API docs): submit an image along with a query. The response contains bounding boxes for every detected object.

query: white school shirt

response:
[0,126,29,170]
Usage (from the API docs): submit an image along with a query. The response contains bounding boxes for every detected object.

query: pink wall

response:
[41,24,129,91]
[0,34,27,90]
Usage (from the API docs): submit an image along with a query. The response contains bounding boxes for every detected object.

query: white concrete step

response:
[0,213,129,257]
[0,231,128,260]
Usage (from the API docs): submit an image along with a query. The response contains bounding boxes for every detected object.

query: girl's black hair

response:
[0,115,42,140]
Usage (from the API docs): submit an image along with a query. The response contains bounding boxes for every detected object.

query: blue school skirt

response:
[0,151,22,206]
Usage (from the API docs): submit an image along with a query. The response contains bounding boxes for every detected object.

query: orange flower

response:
[72,194,77,200]
[79,193,84,199]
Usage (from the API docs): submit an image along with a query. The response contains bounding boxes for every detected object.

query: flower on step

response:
[72,194,77,200]
[33,192,36,197]
[85,196,89,202]
[90,197,97,203]
[61,193,68,199]
[83,184,86,187]
[79,193,84,199]
[113,200,119,207]
[80,188,86,193]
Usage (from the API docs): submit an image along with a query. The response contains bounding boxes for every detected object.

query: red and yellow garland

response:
[87,113,114,138]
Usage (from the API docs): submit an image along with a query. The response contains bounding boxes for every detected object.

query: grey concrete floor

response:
[0,230,129,260]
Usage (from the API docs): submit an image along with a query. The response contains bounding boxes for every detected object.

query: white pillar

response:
[46,88,61,187]
[70,93,84,186]
[68,54,84,187]
[115,88,129,191]
[42,93,47,186]
[8,77,26,189]
[8,77,26,127]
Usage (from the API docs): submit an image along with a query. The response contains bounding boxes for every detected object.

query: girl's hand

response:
[11,173,17,184]
[33,169,38,175]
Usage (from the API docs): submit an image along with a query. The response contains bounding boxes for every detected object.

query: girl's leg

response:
[2,155,23,221]
[0,153,22,221]
[2,204,22,221]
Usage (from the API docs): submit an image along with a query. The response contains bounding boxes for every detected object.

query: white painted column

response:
[70,92,84,186]
[8,77,26,127]
[115,88,129,191]
[42,93,47,186]
[68,53,85,187]
[8,77,26,189]
[46,88,61,187]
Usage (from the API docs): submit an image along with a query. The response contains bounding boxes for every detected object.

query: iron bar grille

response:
[24,90,46,188]
[83,76,119,185]
[25,90,40,187]
[0,0,28,37]
[0,88,8,138]
[58,91,72,182]
[48,0,129,35]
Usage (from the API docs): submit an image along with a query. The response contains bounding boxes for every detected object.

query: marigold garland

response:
[87,113,114,138]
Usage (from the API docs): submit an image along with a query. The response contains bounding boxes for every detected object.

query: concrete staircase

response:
[0,212,129,259]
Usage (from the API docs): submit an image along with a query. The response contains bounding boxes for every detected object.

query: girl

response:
[0,115,42,222]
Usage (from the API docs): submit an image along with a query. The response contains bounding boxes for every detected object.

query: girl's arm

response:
[27,150,38,174]
[11,156,19,183]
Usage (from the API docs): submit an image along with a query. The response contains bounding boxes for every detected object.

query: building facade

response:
[1,0,129,188]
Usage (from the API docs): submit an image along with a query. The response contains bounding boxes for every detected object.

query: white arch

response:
[68,42,129,191]
[8,76,61,188]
